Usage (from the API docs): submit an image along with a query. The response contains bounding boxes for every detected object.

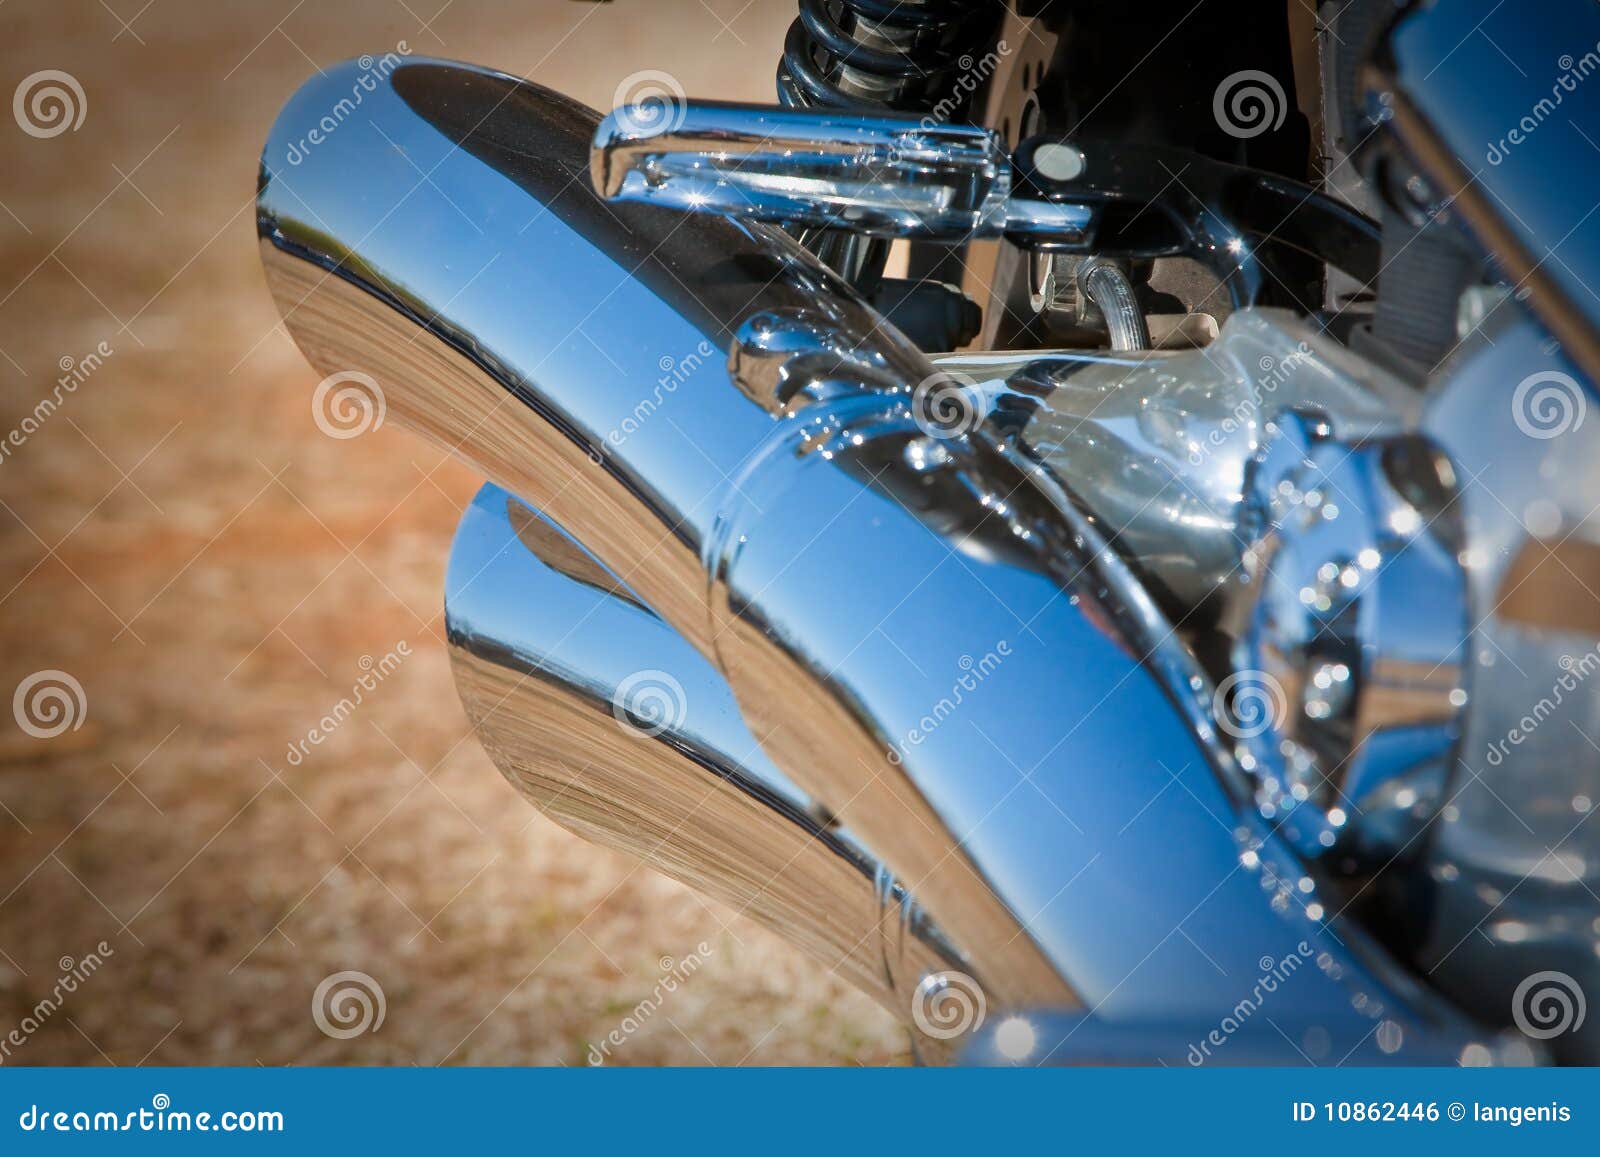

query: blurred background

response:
[0,0,908,1065]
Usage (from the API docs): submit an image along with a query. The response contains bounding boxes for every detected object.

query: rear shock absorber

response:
[778,0,1006,113]
[778,0,1006,301]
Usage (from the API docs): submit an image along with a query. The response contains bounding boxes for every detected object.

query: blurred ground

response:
[0,0,906,1065]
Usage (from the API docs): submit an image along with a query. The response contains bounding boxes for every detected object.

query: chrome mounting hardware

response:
[591,100,1382,309]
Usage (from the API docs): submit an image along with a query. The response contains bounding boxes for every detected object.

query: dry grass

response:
[0,0,906,1065]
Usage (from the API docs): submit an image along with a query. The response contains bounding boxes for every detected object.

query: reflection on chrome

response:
[590,100,1095,245]
[258,56,1579,1063]
[1411,314,1600,1063]
[961,1010,1534,1067]
[591,100,1019,240]
[932,308,1407,614]
[444,483,967,1056]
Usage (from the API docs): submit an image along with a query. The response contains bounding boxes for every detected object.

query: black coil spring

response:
[778,0,1006,114]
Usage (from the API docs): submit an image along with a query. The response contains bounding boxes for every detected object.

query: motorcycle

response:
[255,0,1600,1064]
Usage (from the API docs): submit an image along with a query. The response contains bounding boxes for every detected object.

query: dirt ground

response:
[0,0,907,1065]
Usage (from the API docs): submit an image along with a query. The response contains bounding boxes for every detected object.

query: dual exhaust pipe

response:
[258,58,1498,1061]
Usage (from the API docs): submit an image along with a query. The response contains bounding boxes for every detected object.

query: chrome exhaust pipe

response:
[446,483,965,1057]
[259,57,1494,1054]
[258,56,1068,1006]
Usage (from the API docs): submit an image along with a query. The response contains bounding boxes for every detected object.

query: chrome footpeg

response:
[589,100,1090,244]
[590,99,1381,310]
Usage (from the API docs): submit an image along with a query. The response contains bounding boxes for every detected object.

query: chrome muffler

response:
[259,57,1498,1058]
[445,482,966,1056]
